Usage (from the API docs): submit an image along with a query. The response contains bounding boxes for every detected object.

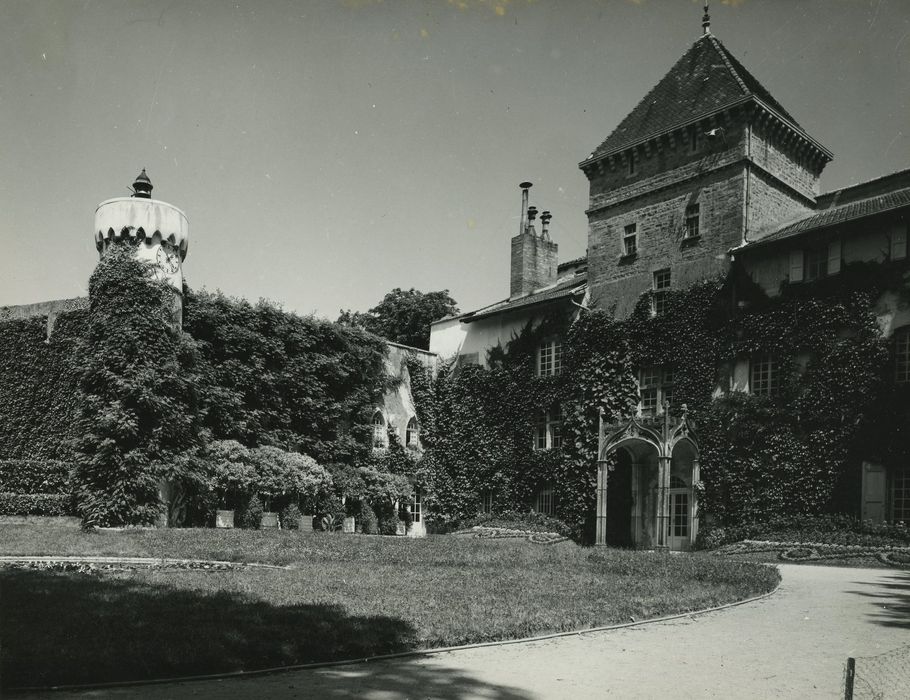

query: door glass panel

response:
[671,493,689,537]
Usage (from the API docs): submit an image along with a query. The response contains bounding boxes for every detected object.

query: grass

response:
[0,526,779,689]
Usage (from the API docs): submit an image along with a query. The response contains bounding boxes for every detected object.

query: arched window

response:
[405,417,419,449]
[670,475,688,489]
[372,411,387,449]
[895,327,910,383]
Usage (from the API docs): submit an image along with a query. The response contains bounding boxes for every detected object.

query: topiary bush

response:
[358,501,378,534]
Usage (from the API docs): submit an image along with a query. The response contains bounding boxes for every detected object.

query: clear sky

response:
[1,0,908,317]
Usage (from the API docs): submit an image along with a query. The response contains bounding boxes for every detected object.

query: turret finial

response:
[132,168,153,199]
[702,2,711,35]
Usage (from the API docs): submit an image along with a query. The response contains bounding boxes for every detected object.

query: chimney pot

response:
[518,181,533,235]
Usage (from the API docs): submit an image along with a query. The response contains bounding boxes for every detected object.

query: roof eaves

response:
[463,283,586,324]
[735,194,910,254]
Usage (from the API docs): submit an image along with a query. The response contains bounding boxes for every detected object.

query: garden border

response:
[4,561,782,693]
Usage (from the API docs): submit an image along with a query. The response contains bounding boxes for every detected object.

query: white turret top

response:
[93,171,189,293]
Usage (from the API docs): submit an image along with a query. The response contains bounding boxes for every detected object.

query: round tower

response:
[93,170,189,325]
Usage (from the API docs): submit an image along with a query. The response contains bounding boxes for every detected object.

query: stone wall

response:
[0,297,88,338]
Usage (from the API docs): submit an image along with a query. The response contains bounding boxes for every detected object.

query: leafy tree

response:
[72,244,204,527]
[338,288,458,350]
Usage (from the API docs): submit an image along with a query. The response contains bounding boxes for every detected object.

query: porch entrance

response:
[596,406,699,552]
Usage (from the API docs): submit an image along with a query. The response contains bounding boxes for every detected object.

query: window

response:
[684,204,700,239]
[894,470,910,522]
[623,224,638,257]
[895,327,910,383]
[652,268,671,316]
[690,127,698,152]
[537,339,563,377]
[805,247,827,281]
[479,490,494,515]
[751,355,779,396]
[534,484,556,516]
[639,366,675,415]
[790,241,841,283]
[405,417,419,449]
[534,406,563,450]
[372,411,387,449]
[412,489,422,523]
[628,151,636,176]
[890,225,907,261]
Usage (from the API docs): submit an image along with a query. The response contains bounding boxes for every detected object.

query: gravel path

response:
[12,564,910,699]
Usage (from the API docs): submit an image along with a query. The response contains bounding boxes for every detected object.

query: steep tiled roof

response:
[587,35,806,162]
[738,187,910,252]
[462,274,587,323]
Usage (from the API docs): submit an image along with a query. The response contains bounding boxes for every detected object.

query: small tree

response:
[338,288,458,350]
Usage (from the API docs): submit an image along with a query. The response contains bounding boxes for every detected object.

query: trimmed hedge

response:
[0,460,71,494]
[0,493,74,516]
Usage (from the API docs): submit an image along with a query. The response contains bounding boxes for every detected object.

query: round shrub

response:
[358,501,378,534]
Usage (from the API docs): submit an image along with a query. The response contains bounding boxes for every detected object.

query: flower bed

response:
[453,525,569,545]
[713,540,910,567]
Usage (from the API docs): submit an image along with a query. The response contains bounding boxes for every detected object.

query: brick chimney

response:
[510,182,558,298]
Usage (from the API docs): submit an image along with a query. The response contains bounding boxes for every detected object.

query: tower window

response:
[690,127,698,152]
[628,151,636,176]
[685,204,700,239]
[623,224,638,257]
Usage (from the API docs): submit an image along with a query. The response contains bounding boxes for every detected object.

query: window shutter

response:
[789,250,804,283]
[827,240,841,275]
[861,462,886,523]
[891,226,907,261]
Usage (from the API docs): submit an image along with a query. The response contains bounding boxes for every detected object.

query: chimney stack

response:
[510,181,558,299]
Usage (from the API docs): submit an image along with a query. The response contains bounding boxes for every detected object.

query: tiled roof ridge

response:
[706,34,748,96]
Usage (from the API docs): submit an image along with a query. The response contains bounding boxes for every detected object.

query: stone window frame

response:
[652,268,671,316]
[405,417,420,450]
[622,223,638,257]
[537,338,563,377]
[750,354,780,396]
[371,410,388,450]
[533,406,563,451]
[684,203,701,239]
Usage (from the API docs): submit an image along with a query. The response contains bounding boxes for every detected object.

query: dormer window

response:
[623,224,638,257]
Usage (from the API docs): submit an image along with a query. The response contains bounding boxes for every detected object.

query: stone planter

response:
[342,516,355,533]
[215,510,235,529]
[261,511,280,529]
[298,514,314,532]
[395,520,406,536]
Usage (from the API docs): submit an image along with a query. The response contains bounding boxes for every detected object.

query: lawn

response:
[0,526,780,689]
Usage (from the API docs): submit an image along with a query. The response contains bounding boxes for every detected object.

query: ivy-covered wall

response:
[416,259,910,540]
[0,310,87,461]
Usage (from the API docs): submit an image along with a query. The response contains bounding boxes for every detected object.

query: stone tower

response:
[93,170,189,326]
